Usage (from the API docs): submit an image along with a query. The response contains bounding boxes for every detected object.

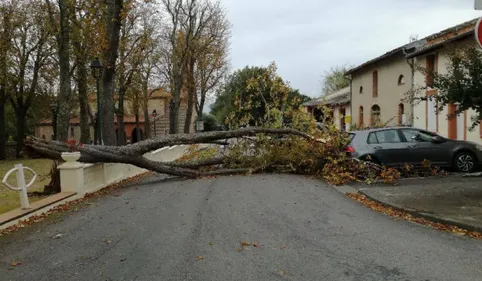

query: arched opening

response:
[131,127,144,144]
[398,75,405,85]
[42,134,46,139]
[371,104,381,125]
[359,86,363,94]
[70,127,75,138]
[359,106,364,127]
[398,103,405,125]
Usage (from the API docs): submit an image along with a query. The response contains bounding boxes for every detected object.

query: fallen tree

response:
[24,127,344,179]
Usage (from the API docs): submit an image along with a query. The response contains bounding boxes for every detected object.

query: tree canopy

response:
[321,65,352,96]
[210,63,310,127]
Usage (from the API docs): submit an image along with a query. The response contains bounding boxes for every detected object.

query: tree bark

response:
[142,80,150,138]
[56,0,72,142]
[116,87,126,145]
[169,94,180,134]
[76,59,90,144]
[101,0,123,145]
[184,57,195,133]
[0,4,11,160]
[0,93,5,160]
[15,110,26,157]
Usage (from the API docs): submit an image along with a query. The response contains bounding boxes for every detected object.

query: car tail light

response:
[344,146,355,153]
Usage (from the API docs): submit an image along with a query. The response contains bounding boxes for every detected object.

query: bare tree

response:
[9,1,56,156]
[193,1,230,120]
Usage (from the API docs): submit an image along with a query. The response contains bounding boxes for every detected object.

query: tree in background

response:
[211,63,310,128]
[410,46,482,129]
[0,2,12,159]
[201,113,218,131]
[321,65,352,96]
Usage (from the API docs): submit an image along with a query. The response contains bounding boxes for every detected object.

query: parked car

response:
[346,127,482,172]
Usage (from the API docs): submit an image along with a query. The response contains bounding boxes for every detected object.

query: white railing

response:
[2,164,37,209]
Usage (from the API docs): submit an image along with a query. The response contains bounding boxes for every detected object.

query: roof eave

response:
[407,31,474,58]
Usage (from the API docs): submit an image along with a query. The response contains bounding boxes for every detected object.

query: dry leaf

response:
[11,260,22,267]
[280,245,286,250]
[196,256,204,260]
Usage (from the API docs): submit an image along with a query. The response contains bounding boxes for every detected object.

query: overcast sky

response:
[222,0,481,98]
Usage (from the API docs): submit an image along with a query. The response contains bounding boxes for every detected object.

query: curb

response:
[357,189,482,234]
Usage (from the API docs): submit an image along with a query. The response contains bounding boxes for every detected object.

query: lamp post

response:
[152,109,157,137]
[50,102,58,140]
[90,57,103,145]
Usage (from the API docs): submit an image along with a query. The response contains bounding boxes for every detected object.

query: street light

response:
[50,102,58,140]
[152,109,157,137]
[90,57,103,145]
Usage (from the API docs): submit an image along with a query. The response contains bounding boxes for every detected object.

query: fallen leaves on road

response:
[0,172,152,237]
[10,259,22,267]
[280,245,286,250]
[237,241,262,252]
[347,193,482,240]
[196,256,204,260]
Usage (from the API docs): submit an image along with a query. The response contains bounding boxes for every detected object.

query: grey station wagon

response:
[346,127,482,172]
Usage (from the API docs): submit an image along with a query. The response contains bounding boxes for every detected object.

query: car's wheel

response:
[453,151,476,173]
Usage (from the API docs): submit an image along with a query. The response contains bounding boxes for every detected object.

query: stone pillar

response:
[58,152,84,194]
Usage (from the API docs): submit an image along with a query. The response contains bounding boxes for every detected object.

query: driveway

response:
[354,175,482,231]
[1,174,481,281]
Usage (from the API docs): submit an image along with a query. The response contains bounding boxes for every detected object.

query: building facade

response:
[35,89,196,143]
[304,87,351,131]
[408,18,481,144]
[346,46,415,129]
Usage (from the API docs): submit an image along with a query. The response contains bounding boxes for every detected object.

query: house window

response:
[42,134,46,139]
[398,103,405,125]
[371,104,381,125]
[372,70,378,97]
[426,54,436,86]
[359,86,363,94]
[398,75,405,85]
[359,106,364,127]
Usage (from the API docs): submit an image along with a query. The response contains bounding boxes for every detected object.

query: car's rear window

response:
[348,133,355,143]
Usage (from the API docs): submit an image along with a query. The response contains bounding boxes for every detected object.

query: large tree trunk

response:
[0,5,11,160]
[56,0,71,142]
[116,87,126,145]
[169,97,180,134]
[101,0,123,145]
[15,109,26,158]
[0,93,5,160]
[184,58,195,133]
[142,81,150,138]
[76,60,90,144]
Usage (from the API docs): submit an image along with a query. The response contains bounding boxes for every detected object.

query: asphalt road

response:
[1,174,481,281]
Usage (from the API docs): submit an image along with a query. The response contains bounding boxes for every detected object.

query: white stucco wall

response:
[412,37,481,144]
[351,54,413,127]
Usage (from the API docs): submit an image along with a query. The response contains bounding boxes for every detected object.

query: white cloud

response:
[222,0,481,97]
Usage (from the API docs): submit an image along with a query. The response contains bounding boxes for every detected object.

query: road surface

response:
[1,174,481,281]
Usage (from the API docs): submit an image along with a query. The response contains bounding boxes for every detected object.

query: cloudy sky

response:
[222,0,481,98]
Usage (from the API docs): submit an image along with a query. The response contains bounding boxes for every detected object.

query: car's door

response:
[400,129,450,166]
[367,129,410,166]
